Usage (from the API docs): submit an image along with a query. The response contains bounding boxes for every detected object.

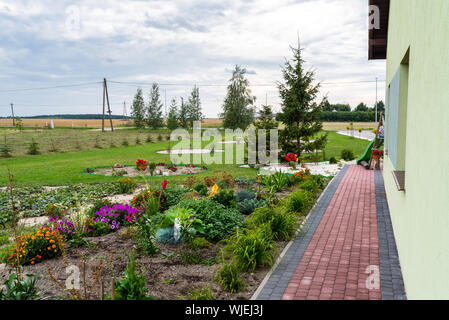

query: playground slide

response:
[356,139,375,165]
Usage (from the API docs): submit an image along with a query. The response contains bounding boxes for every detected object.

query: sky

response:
[0,0,386,118]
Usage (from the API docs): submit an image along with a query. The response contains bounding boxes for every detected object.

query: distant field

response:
[0,118,223,128]
[0,118,377,131]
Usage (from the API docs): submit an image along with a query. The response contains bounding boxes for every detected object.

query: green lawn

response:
[0,131,371,186]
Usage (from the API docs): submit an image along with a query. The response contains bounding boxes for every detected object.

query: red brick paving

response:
[282,165,382,300]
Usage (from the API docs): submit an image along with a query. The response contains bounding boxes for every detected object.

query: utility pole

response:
[10,103,15,126]
[105,78,114,132]
[123,101,127,119]
[375,77,378,125]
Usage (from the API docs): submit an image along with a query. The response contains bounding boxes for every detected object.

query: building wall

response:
[383,0,449,299]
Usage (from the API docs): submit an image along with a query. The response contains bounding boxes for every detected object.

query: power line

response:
[0,81,102,93]
[108,79,385,87]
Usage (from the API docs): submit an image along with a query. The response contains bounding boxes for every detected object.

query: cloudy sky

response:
[0,0,386,118]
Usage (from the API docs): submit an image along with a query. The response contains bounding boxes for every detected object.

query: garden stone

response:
[156,227,175,243]
[19,216,49,228]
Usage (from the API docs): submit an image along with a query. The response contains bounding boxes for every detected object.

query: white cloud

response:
[0,0,385,117]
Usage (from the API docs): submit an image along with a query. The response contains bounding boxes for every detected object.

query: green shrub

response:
[112,251,154,300]
[212,189,236,208]
[329,157,338,164]
[215,262,246,293]
[27,139,40,155]
[121,138,129,147]
[286,191,313,216]
[115,177,138,194]
[248,207,298,241]
[311,175,326,189]
[235,189,256,202]
[0,135,12,158]
[188,237,211,250]
[224,225,275,272]
[188,285,215,300]
[176,199,243,242]
[341,149,355,161]
[146,135,153,143]
[0,269,42,300]
[300,179,319,194]
[260,171,289,192]
[193,184,208,196]
[237,198,261,215]
[164,185,190,207]
[157,134,163,142]
[216,179,231,190]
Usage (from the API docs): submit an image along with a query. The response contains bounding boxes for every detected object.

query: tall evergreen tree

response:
[276,44,327,157]
[254,105,279,152]
[131,88,146,128]
[146,83,164,129]
[220,65,256,130]
[167,98,179,131]
[186,85,202,128]
[178,97,189,129]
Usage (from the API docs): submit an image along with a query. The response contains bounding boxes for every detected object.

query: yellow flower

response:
[208,184,219,198]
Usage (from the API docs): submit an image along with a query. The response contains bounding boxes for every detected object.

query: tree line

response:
[131,83,202,130]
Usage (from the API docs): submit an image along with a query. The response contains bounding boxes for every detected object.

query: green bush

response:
[193,184,208,196]
[188,237,211,250]
[224,225,276,272]
[176,199,243,242]
[212,189,236,208]
[300,179,319,194]
[235,189,256,202]
[27,139,40,155]
[188,285,215,300]
[115,177,138,194]
[164,185,190,208]
[248,207,298,241]
[216,180,231,190]
[237,198,261,215]
[112,251,154,300]
[286,191,313,216]
[341,149,355,161]
[215,262,246,293]
[329,157,338,164]
[0,269,42,300]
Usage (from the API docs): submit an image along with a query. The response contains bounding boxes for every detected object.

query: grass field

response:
[0,130,370,186]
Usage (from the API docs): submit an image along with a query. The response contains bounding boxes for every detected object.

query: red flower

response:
[161,180,168,190]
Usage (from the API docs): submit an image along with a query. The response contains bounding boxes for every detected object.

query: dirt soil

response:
[0,229,286,300]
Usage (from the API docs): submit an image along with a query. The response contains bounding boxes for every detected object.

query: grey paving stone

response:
[374,170,407,300]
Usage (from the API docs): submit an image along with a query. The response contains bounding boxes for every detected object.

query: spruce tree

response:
[178,97,189,129]
[276,44,327,158]
[221,65,256,130]
[131,88,146,128]
[254,105,278,152]
[186,85,202,128]
[0,134,12,158]
[167,98,179,131]
[146,83,164,129]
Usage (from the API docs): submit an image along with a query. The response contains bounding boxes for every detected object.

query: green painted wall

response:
[383,0,449,299]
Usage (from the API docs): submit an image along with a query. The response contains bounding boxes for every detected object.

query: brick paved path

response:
[254,165,406,300]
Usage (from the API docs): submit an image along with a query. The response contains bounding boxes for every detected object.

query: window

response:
[387,48,409,190]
